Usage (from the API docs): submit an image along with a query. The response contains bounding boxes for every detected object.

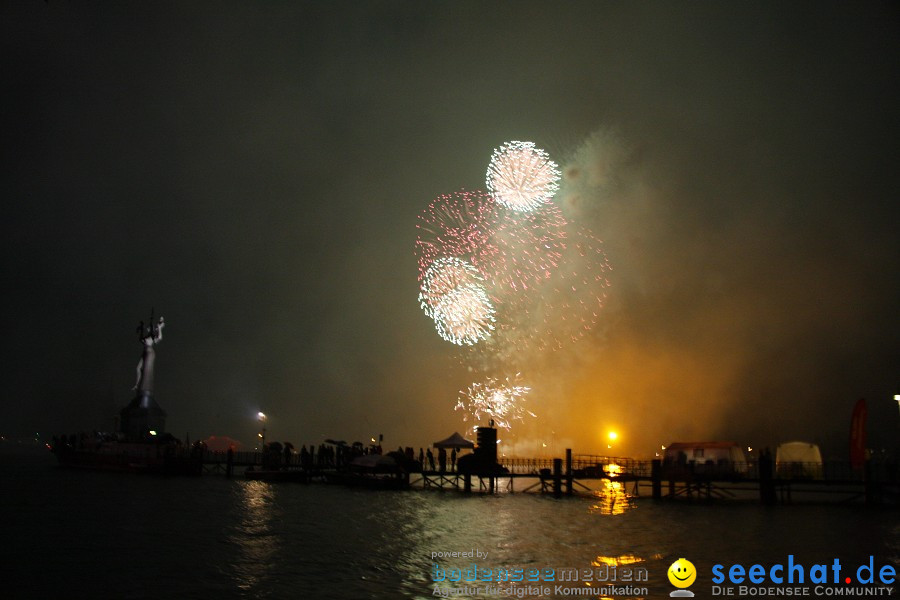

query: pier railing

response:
[500,457,897,484]
[198,450,898,485]
[200,450,341,469]
[657,460,897,483]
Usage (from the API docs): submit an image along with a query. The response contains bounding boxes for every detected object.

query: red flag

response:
[849,398,867,469]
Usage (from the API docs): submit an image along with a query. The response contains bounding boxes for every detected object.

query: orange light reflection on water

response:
[591,553,645,567]
[588,477,634,515]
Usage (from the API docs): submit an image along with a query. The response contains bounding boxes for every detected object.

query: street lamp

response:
[258,412,267,449]
[894,394,899,416]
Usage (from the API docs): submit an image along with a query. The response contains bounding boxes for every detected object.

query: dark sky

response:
[2,1,898,458]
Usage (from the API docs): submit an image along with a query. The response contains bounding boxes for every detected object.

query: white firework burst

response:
[486,141,561,212]
[418,257,482,318]
[419,257,496,346]
[431,283,496,346]
[455,375,536,431]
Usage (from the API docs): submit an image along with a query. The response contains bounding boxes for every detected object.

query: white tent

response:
[433,432,475,449]
[776,441,823,479]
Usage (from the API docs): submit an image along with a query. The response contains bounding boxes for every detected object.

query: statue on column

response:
[133,314,165,392]
[120,311,168,438]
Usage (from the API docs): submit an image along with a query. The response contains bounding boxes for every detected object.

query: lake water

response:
[4,445,898,599]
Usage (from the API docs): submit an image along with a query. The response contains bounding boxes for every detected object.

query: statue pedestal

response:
[119,391,167,438]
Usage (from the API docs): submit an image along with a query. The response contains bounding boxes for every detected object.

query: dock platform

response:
[199,449,899,505]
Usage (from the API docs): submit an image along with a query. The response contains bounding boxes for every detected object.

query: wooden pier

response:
[198,449,899,506]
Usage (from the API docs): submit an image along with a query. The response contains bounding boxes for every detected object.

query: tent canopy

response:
[776,441,823,464]
[433,432,475,449]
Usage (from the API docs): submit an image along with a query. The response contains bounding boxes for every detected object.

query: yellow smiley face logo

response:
[668,558,697,588]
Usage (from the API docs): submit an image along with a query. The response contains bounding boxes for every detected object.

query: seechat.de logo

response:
[668,558,697,597]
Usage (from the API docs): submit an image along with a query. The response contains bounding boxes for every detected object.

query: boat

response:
[53,434,202,476]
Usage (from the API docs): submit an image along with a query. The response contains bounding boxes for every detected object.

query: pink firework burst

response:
[415,189,569,303]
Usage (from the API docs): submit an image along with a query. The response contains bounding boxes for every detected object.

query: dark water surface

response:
[3,446,898,599]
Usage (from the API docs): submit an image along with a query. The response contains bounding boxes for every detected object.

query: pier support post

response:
[759,451,776,505]
[553,458,562,498]
[565,449,573,496]
[226,448,234,479]
[651,459,662,500]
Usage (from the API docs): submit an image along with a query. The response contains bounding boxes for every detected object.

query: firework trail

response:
[486,141,561,212]
[522,224,612,351]
[487,202,568,296]
[455,375,536,432]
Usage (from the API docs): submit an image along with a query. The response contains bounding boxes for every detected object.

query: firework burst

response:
[415,189,568,303]
[486,141,561,212]
[415,190,499,287]
[418,257,483,319]
[455,375,536,432]
[415,135,618,435]
[420,258,497,346]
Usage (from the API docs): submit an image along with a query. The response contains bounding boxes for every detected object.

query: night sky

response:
[2,2,898,458]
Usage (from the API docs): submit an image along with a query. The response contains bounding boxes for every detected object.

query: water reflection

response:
[592,553,646,567]
[228,480,281,593]
[8,449,897,599]
[588,478,635,515]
